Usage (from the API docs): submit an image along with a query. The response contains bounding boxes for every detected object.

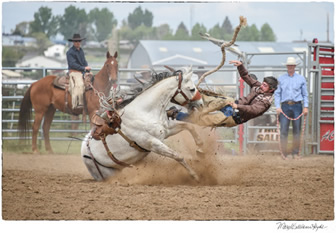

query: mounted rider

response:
[66,33,91,110]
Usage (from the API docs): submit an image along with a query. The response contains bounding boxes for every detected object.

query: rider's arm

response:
[237,64,260,88]
[230,60,260,88]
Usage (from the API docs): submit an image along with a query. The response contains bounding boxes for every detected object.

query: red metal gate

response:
[312,39,334,153]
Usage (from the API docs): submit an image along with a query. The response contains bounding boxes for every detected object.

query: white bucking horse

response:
[81,66,204,181]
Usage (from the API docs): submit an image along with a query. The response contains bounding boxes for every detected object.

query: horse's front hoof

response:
[192,173,200,182]
[32,149,40,154]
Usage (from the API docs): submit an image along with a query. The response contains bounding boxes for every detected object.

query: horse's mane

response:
[198,87,226,98]
[117,69,181,108]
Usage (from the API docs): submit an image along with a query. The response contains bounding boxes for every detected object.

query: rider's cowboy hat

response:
[283,57,300,66]
[68,34,86,42]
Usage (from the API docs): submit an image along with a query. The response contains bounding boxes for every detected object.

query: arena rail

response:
[2,67,239,152]
[3,46,324,156]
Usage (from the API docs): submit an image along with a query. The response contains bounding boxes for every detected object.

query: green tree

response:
[174,22,189,40]
[237,24,260,41]
[2,47,25,67]
[156,24,173,40]
[29,6,59,38]
[208,23,223,40]
[128,6,142,29]
[88,8,117,42]
[222,16,233,34]
[59,5,88,41]
[118,25,133,42]
[31,32,52,54]
[134,24,156,40]
[260,23,276,41]
[12,22,30,36]
[143,9,154,27]
[221,16,233,40]
[236,26,250,41]
[191,23,207,40]
[249,24,260,41]
[127,6,153,30]
[119,24,155,43]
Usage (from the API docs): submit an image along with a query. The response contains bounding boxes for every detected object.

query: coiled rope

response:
[89,83,116,111]
[196,16,247,89]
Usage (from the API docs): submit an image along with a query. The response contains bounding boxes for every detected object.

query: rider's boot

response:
[166,106,181,120]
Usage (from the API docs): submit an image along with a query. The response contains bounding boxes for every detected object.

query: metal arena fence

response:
[2,67,240,153]
[2,50,321,155]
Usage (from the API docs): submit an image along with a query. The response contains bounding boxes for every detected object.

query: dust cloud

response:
[107,127,260,186]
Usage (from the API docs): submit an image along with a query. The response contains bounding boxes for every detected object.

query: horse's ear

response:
[188,65,193,74]
[164,65,175,72]
[106,51,111,58]
[114,51,118,59]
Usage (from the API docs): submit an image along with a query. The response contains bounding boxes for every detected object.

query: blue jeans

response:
[176,105,233,122]
[279,103,302,155]
[176,112,189,121]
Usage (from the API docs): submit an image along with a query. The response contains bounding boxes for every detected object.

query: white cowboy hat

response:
[283,57,300,66]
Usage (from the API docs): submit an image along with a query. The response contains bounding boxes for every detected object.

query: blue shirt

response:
[274,72,309,108]
[66,46,88,72]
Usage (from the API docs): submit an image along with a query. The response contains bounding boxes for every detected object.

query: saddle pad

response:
[53,75,69,90]
[53,73,93,90]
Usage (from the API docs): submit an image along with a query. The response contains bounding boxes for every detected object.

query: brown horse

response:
[18,51,118,153]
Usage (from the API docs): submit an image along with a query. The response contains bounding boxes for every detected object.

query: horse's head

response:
[103,51,118,82]
[170,65,203,108]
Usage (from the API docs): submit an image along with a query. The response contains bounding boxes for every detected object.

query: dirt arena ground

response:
[2,131,334,221]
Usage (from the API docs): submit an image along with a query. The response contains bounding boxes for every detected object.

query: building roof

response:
[128,40,309,69]
[2,70,22,78]
[16,55,66,68]
[2,35,36,46]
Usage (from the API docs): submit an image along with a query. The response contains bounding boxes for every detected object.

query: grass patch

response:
[2,138,83,154]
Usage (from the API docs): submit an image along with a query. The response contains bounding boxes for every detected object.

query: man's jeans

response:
[279,103,302,155]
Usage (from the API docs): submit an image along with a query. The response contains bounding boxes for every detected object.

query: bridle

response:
[170,71,202,106]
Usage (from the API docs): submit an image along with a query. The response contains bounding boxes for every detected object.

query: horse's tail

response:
[18,86,33,138]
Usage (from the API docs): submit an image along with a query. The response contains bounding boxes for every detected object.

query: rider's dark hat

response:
[68,34,86,42]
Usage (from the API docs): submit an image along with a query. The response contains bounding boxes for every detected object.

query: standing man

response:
[274,57,309,158]
[66,33,91,109]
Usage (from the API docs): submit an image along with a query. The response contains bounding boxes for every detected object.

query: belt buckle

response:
[288,101,295,105]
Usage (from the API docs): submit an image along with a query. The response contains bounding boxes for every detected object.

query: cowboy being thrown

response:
[168,60,278,128]
[66,33,91,110]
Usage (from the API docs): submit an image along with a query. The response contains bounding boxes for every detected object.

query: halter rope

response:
[87,82,151,168]
[89,83,116,111]
[276,111,306,160]
[196,16,247,89]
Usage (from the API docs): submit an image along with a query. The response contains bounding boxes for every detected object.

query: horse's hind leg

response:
[82,155,118,181]
[150,138,199,181]
[81,139,118,181]
[32,111,44,153]
[43,105,56,153]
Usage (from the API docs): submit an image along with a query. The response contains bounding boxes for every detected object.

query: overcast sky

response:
[1,0,335,42]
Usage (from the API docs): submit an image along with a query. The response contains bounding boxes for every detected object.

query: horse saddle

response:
[91,110,122,140]
[52,73,94,91]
